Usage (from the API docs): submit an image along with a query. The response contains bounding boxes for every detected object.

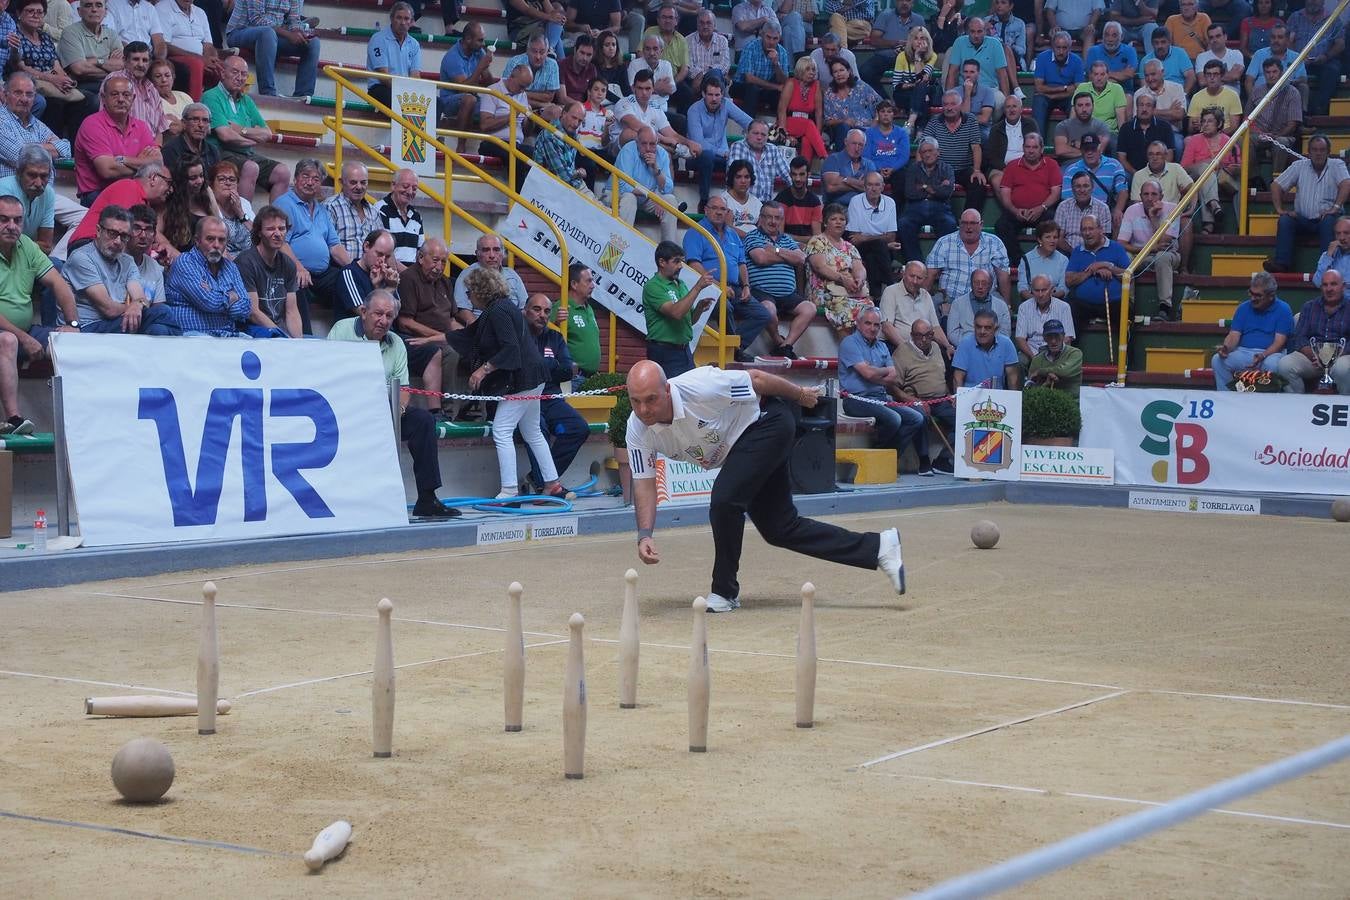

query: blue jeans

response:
[842,395,927,461]
[227,26,319,96]
[897,199,957,263]
[1031,92,1071,135]
[646,340,694,378]
[1308,59,1343,116]
[694,150,726,205]
[778,11,805,55]
[1274,213,1339,267]
[1211,346,1284,390]
[80,304,181,335]
[729,290,771,351]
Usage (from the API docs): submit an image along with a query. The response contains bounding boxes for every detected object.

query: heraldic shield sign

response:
[391,77,437,178]
[954,388,1023,481]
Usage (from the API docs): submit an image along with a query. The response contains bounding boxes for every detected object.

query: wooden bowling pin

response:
[197,582,219,736]
[303,819,353,871]
[372,598,395,758]
[86,696,231,717]
[562,613,587,779]
[504,582,525,733]
[688,597,710,753]
[796,582,817,728]
[618,568,640,709]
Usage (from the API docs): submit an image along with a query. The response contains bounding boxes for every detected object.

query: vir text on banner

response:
[51,334,411,546]
[1080,388,1350,495]
[505,168,717,354]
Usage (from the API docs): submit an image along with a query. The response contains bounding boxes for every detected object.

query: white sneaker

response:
[704,592,740,613]
[877,528,906,595]
[494,488,519,500]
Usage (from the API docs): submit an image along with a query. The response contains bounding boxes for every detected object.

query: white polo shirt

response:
[628,368,761,477]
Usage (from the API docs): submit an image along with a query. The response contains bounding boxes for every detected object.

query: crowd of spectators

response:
[4,0,1350,485]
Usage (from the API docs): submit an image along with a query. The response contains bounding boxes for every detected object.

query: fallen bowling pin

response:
[303,820,353,871]
[796,582,817,728]
[618,569,640,709]
[688,597,710,753]
[504,582,525,732]
[197,581,219,736]
[372,598,395,758]
[86,696,232,717]
[563,613,587,779]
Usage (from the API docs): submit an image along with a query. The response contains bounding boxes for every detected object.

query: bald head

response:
[627,360,674,426]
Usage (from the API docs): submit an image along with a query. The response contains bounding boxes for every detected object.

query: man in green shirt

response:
[0,194,78,434]
[552,262,602,383]
[642,239,714,378]
[1076,60,1129,134]
[203,56,292,203]
[327,288,458,519]
[1026,318,1083,395]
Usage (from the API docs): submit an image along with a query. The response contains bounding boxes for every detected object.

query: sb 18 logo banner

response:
[52,334,410,547]
[1080,388,1350,495]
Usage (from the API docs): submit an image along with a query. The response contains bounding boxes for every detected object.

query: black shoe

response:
[412,499,461,518]
[1263,260,1290,273]
[775,343,798,359]
[916,462,935,477]
[932,457,954,474]
[1155,304,1174,322]
[733,349,754,363]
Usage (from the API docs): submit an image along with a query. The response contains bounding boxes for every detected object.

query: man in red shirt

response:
[993,132,1061,267]
[72,75,161,205]
[63,164,174,259]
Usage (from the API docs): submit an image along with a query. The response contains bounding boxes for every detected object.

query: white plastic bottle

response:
[33,509,46,552]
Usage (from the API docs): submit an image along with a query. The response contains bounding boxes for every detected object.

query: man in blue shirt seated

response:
[366,2,422,110]
[952,307,1020,389]
[522,292,590,492]
[166,217,253,337]
[1064,213,1130,338]
[1210,271,1294,390]
[686,77,752,212]
[615,127,680,243]
[437,23,495,145]
[273,158,352,326]
[839,306,930,476]
[821,129,876,207]
[683,195,770,362]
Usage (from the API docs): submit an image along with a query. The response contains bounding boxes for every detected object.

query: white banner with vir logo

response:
[1081,388,1350,495]
[52,334,409,546]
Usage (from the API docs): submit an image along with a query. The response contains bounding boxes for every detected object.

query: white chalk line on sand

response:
[100,505,982,591]
[81,591,565,640]
[233,639,568,699]
[876,773,1350,831]
[0,670,194,696]
[857,691,1131,769]
[0,809,290,857]
[592,639,1350,710]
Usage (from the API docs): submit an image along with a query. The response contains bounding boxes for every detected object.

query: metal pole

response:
[51,374,70,537]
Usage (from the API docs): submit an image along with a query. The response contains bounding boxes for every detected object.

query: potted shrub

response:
[1021,387,1081,446]
[578,373,633,502]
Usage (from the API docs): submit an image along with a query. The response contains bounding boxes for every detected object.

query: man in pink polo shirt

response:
[72,74,161,205]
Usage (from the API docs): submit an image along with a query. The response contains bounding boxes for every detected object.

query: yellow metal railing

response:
[1117,0,1350,384]
[324,66,570,323]
[322,66,736,370]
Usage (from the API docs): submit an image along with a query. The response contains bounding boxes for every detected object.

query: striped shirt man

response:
[742,226,800,298]
[922,113,982,174]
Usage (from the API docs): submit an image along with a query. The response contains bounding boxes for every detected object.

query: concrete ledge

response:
[2,479,1340,592]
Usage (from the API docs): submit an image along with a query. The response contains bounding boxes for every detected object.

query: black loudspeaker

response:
[790,397,837,495]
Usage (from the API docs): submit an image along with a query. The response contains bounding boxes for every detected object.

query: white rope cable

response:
[906,732,1350,900]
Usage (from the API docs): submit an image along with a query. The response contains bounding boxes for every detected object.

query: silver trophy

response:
[1312,337,1346,392]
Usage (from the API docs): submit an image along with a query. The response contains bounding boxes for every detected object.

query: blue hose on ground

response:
[430,495,576,515]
